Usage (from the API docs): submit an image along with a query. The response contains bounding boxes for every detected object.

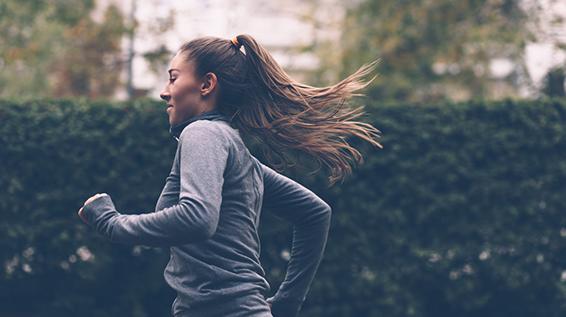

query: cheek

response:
[171,80,199,104]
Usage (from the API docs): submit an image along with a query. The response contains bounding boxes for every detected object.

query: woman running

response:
[78,34,382,317]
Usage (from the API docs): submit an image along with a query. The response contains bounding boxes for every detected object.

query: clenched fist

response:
[78,193,108,224]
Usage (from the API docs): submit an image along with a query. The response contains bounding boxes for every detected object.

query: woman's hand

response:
[78,193,108,224]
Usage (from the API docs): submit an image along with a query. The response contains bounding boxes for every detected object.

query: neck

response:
[169,109,231,141]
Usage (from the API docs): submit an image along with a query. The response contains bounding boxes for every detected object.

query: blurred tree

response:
[50,4,127,99]
[0,0,127,99]
[541,65,565,97]
[303,0,565,104]
[0,0,95,98]
[137,5,177,98]
[0,0,178,100]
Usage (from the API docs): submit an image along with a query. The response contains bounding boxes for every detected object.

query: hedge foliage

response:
[0,97,565,317]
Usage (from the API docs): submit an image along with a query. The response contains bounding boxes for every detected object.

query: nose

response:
[160,90,171,102]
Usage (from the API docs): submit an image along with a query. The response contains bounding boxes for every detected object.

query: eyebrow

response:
[168,68,181,75]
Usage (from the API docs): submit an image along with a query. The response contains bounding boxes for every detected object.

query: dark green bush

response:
[1,97,564,317]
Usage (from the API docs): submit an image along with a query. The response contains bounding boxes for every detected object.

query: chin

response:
[168,113,177,125]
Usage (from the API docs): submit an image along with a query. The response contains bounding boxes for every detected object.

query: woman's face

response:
[160,52,206,126]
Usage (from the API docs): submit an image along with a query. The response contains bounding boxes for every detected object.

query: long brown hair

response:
[178,34,383,186]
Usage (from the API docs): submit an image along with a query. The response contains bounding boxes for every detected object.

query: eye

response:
[169,77,176,83]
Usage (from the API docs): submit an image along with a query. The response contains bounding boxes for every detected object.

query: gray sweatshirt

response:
[81,110,332,317]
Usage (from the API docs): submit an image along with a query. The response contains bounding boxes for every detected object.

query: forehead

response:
[169,52,194,72]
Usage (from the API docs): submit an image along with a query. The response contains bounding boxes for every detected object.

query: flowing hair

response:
[178,34,383,186]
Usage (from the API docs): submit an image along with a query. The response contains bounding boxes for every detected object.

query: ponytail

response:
[178,34,383,186]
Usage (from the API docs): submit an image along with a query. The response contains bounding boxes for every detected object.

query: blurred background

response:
[2,0,565,102]
[1,0,565,316]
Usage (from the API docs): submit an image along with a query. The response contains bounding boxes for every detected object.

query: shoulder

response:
[177,120,237,161]
[179,120,231,143]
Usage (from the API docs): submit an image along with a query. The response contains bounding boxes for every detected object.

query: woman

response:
[78,34,383,317]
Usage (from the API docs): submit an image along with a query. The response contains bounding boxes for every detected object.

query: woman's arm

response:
[258,160,332,317]
[80,122,229,247]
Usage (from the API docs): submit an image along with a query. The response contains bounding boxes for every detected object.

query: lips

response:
[167,104,173,112]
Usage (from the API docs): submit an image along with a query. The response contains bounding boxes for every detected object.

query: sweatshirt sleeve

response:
[259,161,332,317]
[81,122,229,247]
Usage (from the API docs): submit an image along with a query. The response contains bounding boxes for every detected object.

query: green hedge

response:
[0,97,564,317]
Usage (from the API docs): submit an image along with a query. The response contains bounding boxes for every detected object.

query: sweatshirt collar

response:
[169,109,232,141]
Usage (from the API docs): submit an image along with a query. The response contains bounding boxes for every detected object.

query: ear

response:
[200,72,218,96]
